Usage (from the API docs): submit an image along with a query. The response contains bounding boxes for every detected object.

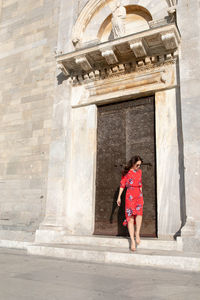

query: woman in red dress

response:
[117,155,143,251]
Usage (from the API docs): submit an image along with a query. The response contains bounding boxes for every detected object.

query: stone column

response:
[155,89,181,239]
[65,105,97,235]
[177,0,200,251]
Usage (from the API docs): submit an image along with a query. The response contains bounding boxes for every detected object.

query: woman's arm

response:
[139,169,143,193]
[139,169,143,202]
[117,187,124,206]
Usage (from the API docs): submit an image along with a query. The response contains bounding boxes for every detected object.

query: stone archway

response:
[72,0,170,47]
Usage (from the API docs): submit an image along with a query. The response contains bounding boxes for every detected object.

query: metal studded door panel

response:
[94,106,127,236]
[94,96,157,237]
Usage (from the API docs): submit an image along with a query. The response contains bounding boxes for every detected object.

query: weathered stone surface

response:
[176,0,200,251]
[65,105,97,235]
[0,0,199,255]
[0,0,60,234]
[1,249,200,299]
[155,89,181,238]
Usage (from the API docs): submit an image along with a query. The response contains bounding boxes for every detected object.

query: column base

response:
[35,228,71,243]
[35,216,72,243]
[180,217,200,252]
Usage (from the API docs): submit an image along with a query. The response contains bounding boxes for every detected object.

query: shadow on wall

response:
[57,72,68,85]
[110,187,129,236]
[174,55,187,239]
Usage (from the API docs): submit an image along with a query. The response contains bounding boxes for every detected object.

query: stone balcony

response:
[56,23,180,84]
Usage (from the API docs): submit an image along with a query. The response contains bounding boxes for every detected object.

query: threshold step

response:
[35,231,179,251]
[27,243,200,272]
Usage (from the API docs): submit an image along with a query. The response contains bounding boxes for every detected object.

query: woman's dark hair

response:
[122,155,143,176]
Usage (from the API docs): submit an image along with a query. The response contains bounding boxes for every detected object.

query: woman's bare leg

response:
[128,217,135,251]
[135,215,142,244]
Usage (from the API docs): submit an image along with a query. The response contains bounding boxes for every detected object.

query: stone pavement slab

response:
[0,248,200,300]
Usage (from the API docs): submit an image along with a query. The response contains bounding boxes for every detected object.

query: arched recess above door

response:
[98,5,152,42]
[72,0,169,48]
[56,0,180,90]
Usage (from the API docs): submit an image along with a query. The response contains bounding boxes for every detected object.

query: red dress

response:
[120,169,143,226]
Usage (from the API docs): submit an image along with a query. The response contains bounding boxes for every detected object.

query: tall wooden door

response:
[94,96,157,237]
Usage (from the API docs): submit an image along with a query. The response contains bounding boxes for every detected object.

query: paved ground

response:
[0,248,200,300]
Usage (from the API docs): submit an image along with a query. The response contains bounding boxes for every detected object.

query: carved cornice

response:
[87,69,165,96]
[57,23,180,85]
[70,55,176,86]
[71,61,177,107]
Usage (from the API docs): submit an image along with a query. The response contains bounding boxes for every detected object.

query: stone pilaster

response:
[35,0,75,240]
[36,74,72,232]
[177,0,200,251]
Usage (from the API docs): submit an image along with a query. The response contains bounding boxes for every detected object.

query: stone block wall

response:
[0,0,60,234]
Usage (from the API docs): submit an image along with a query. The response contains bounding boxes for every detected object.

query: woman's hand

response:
[117,187,124,207]
[117,197,121,207]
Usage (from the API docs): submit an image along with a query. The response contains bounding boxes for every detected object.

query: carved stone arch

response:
[72,0,169,47]
[166,0,177,7]
[71,0,105,46]
[97,5,152,42]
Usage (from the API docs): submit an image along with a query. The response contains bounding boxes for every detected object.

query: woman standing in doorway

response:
[117,155,143,251]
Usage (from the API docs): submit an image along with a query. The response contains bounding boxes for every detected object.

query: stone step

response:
[35,230,180,251]
[63,236,179,251]
[0,239,31,250]
[0,230,35,242]
[27,243,200,272]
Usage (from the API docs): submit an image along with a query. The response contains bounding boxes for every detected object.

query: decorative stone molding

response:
[75,56,92,72]
[70,61,177,108]
[148,18,168,29]
[71,0,170,48]
[69,55,176,86]
[57,23,180,85]
[166,0,177,14]
[101,48,118,65]
[87,69,166,96]
[129,39,147,58]
[72,0,103,46]
[161,31,179,50]
[166,0,177,21]
[57,63,69,76]
[168,5,176,14]
[166,0,177,5]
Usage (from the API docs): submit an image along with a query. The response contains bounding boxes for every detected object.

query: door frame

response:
[94,96,158,237]
[67,88,181,239]
[65,56,182,239]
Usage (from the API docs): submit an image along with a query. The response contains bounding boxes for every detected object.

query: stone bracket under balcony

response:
[56,23,180,85]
